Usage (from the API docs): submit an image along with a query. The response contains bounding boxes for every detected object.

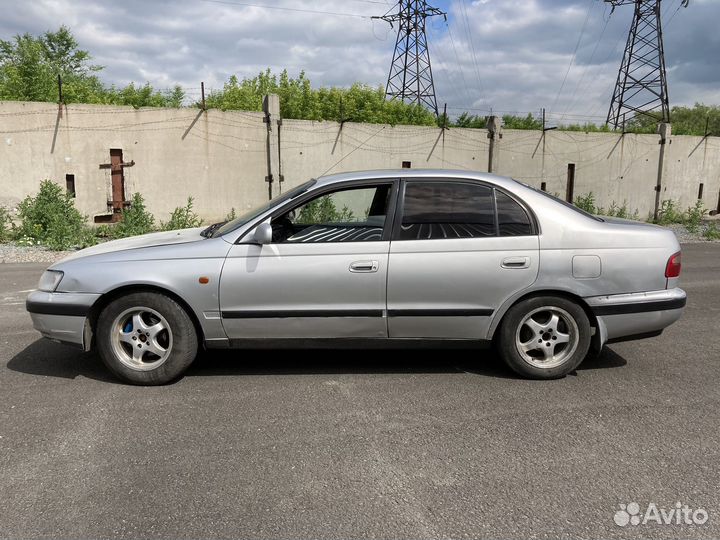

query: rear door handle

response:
[502,256,530,269]
[349,260,379,273]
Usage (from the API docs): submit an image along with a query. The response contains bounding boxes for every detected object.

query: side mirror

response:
[253,223,272,245]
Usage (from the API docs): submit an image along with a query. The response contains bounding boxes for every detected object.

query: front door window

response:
[271,184,392,243]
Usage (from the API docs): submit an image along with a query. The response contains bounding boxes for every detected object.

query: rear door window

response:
[398,182,496,240]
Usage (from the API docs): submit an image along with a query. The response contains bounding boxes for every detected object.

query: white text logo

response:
[614,502,709,527]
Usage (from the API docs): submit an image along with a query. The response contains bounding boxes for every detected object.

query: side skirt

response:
[205,338,493,350]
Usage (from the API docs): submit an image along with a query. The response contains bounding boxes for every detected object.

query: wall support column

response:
[654,122,671,221]
[486,115,502,173]
[263,94,282,199]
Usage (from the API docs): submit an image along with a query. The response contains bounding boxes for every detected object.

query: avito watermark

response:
[614,502,709,527]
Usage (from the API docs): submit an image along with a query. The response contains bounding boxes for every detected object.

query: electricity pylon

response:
[373,1,446,116]
[605,0,689,130]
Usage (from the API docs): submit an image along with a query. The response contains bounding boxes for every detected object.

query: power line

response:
[661,0,679,20]
[458,0,486,102]
[199,0,371,18]
[585,25,630,120]
[665,1,686,26]
[445,21,473,106]
[426,22,466,109]
[320,125,386,175]
[560,11,611,120]
[446,105,608,121]
[549,0,594,114]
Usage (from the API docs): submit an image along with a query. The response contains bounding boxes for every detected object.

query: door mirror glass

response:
[253,223,273,245]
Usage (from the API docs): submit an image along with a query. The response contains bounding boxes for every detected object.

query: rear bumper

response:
[585,288,686,346]
[26,290,101,350]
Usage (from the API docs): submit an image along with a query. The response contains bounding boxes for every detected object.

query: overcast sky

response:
[1,0,718,123]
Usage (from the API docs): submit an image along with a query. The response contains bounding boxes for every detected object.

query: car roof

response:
[315,169,519,190]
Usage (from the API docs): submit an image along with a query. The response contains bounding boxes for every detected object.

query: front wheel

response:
[498,296,591,379]
[96,292,198,385]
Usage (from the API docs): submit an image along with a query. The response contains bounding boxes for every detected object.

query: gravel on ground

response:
[0,244,73,264]
[664,223,719,244]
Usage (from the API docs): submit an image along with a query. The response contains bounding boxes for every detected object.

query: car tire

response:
[96,292,198,385]
[498,296,591,379]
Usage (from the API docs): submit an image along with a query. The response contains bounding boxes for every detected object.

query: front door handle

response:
[502,256,530,269]
[349,260,379,273]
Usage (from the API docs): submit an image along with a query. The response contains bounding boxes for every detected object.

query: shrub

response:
[657,199,684,225]
[15,180,95,250]
[297,195,354,223]
[684,200,707,233]
[112,193,155,238]
[703,222,720,240]
[0,205,11,243]
[574,193,597,214]
[602,200,640,220]
[225,207,237,221]
[161,197,204,231]
[606,201,622,218]
[94,224,112,239]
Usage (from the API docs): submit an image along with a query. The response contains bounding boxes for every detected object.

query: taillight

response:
[665,251,681,278]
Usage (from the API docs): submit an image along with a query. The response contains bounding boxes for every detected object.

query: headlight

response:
[38,270,64,292]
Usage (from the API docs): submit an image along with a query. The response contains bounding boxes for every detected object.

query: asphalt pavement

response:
[1,244,719,539]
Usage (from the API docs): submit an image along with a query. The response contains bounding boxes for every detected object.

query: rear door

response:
[387,179,540,339]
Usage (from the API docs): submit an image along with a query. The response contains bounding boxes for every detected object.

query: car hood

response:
[55,227,206,264]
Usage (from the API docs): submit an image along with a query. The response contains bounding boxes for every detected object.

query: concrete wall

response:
[0,101,268,223]
[280,118,489,192]
[1,100,718,224]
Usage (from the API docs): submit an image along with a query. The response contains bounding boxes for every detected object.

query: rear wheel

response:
[96,292,198,385]
[498,296,591,379]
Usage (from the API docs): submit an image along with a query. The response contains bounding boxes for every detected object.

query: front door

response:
[220,181,397,339]
[387,179,540,339]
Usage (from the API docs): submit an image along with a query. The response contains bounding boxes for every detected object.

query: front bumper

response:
[585,288,686,346]
[26,290,101,350]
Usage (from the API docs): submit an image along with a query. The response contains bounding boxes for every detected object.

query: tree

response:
[0,26,103,102]
[502,113,544,130]
[206,69,437,126]
[0,26,183,107]
[453,112,487,128]
[665,103,720,136]
[98,82,185,108]
[621,104,720,135]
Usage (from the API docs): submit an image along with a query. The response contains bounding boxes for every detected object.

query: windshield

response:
[516,180,602,222]
[212,179,317,237]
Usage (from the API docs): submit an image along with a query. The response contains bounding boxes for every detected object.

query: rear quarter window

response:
[496,191,533,236]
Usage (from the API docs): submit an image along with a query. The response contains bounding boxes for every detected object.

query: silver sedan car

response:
[26,169,686,384]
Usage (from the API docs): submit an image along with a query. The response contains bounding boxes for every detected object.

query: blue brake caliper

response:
[123,321,133,333]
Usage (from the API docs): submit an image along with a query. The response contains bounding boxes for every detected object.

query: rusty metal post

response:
[566,163,576,203]
[201,82,206,111]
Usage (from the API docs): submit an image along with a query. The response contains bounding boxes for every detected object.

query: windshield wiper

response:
[200,221,227,238]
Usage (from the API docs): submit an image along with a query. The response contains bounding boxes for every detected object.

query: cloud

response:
[0,0,717,122]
